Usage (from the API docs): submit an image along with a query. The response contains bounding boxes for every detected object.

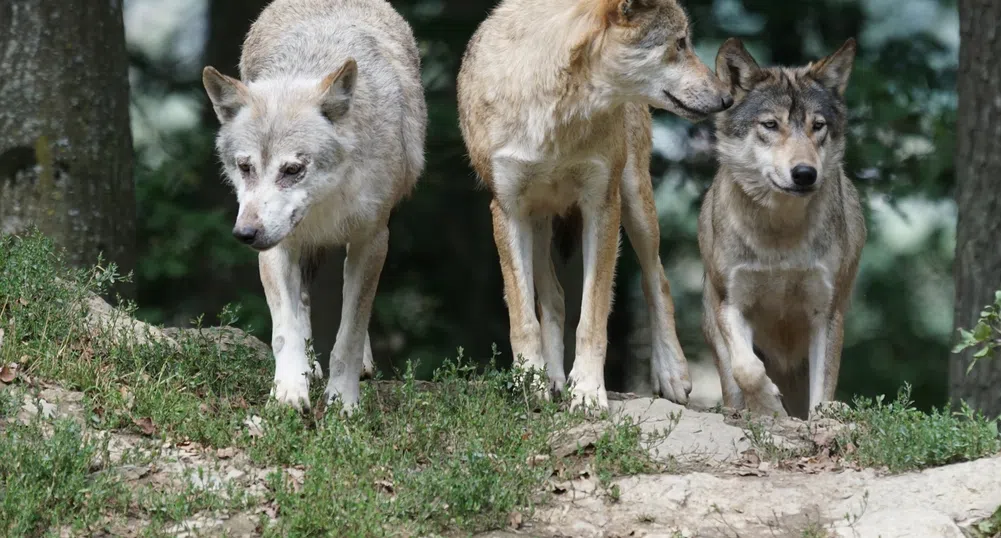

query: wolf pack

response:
[202,0,866,422]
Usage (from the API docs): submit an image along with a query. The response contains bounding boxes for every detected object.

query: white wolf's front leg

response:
[720,303,786,417]
[260,245,314,411]
[569,179,622,412]
[322,226,389,415]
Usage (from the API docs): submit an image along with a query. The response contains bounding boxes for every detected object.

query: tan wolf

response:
[202,0,426,414]
[699,38,866,419]
[458,0,733,410]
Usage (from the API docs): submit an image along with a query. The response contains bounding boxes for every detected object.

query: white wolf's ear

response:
[202,66,249,124]
[318,58,358,122]
[715,38,761,97]
[808,38,856,97]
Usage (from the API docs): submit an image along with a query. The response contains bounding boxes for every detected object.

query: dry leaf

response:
[244,415,265,438]
[374,479,395,495]
[133,416,156,436]
[216,447,237,459]
[17,298,27,306]
[231,396,249,410]
[0,363,18,384]
[508,511,524,529]
[0,327,5,348]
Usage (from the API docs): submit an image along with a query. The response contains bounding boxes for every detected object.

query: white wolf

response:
[202,0,427,414]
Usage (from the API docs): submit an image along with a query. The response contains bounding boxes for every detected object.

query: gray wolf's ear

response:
[715,38,761,98]
[202,66,249,124]
[808,38,856,97]
[319,58,358,122]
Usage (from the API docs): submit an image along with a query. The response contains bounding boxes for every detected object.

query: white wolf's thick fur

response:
[203,0,426,413]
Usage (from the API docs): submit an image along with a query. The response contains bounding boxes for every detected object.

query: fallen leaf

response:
[375,479,395,495]
[0,363,17,384]
[133,416,156,436]
[244,415,265,438]
[17,298,28,306]
[0,327,5,348]
[216,447,237,459]
[508,510,523,529]
[231,396,249,410]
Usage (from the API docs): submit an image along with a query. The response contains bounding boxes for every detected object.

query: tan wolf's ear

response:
[715,38,761,97]
[808,38,856,97]
[605,0,654,24]
[318,58,358,122]
[202,66,249,124]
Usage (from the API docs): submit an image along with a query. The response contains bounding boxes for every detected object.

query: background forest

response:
[3,0,997,413]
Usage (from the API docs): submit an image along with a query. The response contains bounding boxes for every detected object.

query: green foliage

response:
[0,231,658,535]
[953,290,1001,372]
[973,505,1001,538]
[827,385,1000,472]
[0,419,128,536]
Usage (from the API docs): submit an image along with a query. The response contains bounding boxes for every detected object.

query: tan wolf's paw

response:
[651,355,692,405]
[271,375,311,412]
[567,372,608,414]
[745,384,788,418]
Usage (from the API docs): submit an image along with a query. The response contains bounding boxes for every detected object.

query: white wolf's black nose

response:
[791,165,818,187]
[232,225,260,245]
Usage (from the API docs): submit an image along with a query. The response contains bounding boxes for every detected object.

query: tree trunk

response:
[951,0,1001,416]
[0,0,135,285]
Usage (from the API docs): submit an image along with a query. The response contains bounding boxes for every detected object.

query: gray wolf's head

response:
[202,59,358,250]
[588,0,733,121]
[714,38,856,198]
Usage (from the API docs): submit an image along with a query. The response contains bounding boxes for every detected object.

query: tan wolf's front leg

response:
[491,198,547,394]
[532,215,568,396]
[621,160,692,404]
[569,181,622,412]
[321,226,389,415]
[260,245,314,411]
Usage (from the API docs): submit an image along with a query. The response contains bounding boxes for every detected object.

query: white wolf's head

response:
[202,59,357,250]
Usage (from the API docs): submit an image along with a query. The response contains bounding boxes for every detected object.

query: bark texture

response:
[951,0,1001,416]
[0,0,135,281]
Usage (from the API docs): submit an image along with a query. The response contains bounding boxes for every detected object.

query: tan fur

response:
[458,0,732,409]
[700,38,865,418]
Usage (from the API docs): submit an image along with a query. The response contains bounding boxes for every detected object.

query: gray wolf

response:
[457,0,733,410]
[698,38,865,419]
[202,0,426,414]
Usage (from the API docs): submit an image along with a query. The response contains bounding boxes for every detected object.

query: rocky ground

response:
[7,377,1001,538]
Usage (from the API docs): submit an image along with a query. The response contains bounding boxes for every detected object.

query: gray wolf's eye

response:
[813,119,827,132]
[281,163,304,176]
[677,37,687,51]
[761,120,778,130]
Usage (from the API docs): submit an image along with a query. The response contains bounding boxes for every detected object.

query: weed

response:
[825,384,1000,472]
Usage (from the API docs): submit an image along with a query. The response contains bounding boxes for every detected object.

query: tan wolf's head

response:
[584,0,733,120]
[713,38,856,198]
[202,60,358,251]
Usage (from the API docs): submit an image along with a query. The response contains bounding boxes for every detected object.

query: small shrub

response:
[953,290,1001,372]
[828,384,1000,472]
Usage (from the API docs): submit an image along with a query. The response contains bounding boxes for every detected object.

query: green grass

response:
[825,384,1000,472]
[0,418,128,537]
[0,231,660,535]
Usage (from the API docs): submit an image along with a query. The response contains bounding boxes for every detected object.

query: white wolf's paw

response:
[271,375,311,412]
[548,373,567,401]
[361,352,376,380]
[317,375,361,418]
[651,354,693,405]
[567,371,608,414]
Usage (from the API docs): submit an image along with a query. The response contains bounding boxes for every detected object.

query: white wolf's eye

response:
[281,163,304,177]
[676,37,687,51]
[760,120,778,130]
[237,160,252,174]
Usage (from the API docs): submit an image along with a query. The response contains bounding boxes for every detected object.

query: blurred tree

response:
[950,0,1001,416]
[0,0,135,291]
